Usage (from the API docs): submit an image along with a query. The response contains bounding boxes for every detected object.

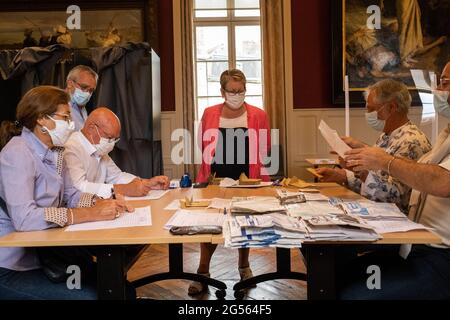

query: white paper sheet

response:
[164,210,225,230]
[125,189,169,201]
[366,219,429,234]
[164,199,181,210]
[219,178,272,188]
[276,189,329,202]
[65,206,152,232]
[318,120,351,158]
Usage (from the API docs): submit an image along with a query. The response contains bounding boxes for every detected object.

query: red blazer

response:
[196,103,271,183]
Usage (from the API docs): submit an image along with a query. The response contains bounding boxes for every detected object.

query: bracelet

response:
[68,208,74,225]
[387,156,396,176]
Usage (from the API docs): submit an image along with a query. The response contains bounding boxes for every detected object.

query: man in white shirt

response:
[64,107,169,198]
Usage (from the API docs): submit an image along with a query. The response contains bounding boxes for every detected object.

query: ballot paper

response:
[65,206,152,232]
[208,198,232,210]
[164,199,181,210]
[318,120,351,158]
[125,189,170,201]
[337,201,406,220]
[276,189,329,202]
[231,197,286,214]
[366,219,430,234]
[286,201,342,218]
[164,210,225,230]
[164,198,232,211]
[219,178,273,188]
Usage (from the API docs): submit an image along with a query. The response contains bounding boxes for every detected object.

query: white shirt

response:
[64,131,136,198]
[409,129,450,248]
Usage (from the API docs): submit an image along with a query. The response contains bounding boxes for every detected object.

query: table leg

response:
[96,246,127,300]
[304,245,336,300]
[233,247,307,299]
[132,244,227,299]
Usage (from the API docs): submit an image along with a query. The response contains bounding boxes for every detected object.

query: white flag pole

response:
[431,72,439,144]
[344,75,350,137]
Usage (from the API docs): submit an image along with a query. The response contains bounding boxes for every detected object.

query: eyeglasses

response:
[95,124,120,144]
[223,88,246,97]
[71,79,96,94]
[440,77,450,86]
[52,113,72,123]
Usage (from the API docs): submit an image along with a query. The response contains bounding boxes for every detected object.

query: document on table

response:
[219,178,273,188]
[366,219,430,234]
[65,206,152,232]
[125,189,170,201]
[164,210,226,230]
[318,120,351,158]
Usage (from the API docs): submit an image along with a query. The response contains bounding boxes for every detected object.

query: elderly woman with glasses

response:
[190,69,272,296]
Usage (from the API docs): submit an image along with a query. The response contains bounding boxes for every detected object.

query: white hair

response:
[66,65,98,84]
[365,79,411,114]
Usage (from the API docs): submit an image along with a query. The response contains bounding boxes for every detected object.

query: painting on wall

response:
[0,9,144,49]
[332,0,450,105]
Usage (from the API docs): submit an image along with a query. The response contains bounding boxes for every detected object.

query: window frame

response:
[193,0,263,120]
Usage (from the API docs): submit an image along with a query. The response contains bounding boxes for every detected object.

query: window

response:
[193,0,263,120]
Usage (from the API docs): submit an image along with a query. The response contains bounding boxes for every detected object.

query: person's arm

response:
[64,147,119,199]
[103,155,136,185]
[1,146,62,231]
[346,147,450,197]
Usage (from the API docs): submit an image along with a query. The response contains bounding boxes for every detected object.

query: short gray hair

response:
[67,65,98,84]
[365,79,411,114]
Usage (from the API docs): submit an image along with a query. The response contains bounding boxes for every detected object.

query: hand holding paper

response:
[318,120,351,158]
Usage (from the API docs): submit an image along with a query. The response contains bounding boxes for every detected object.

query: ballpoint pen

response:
[111,187,116,199]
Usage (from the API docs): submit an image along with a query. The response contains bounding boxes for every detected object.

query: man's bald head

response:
[82,107,121,145]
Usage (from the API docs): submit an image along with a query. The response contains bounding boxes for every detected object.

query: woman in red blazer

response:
[189,69,271,295]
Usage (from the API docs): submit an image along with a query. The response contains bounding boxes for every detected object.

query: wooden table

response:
[212,184,441,299]
[0,184,441,300]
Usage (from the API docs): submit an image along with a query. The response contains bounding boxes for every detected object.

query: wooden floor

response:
[128,244,307,300]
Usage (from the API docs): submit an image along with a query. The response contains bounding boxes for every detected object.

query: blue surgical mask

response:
[71,88,92,106]
[365,110,386,132]
[433,90,450,119]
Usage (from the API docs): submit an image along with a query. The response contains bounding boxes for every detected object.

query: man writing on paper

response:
[317,79,431,213]
[64,107,169,198]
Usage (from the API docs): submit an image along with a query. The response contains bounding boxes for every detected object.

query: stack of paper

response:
[230,197,286,214]
[223,213,307,248]
[219,178,273,188]
[328,198,429,234]
[164,210,225,230]
[303,214,381,242]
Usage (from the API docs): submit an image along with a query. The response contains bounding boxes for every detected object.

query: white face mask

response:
[365,110,386,132]
[433,90,450,119]
[93,125,117,156]
[43,116,75,146]
[71,88,92,106]
[225,92,245,110]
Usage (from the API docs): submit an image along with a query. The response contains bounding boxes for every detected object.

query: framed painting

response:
[332,0,450,106]
[0,0,158,50]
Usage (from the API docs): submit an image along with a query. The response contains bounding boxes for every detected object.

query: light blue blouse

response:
[0,127,82,271]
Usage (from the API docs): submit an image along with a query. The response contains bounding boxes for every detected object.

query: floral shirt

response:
[346,121,431,213]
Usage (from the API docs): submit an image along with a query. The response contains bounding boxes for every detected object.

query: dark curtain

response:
[91,43,162,178]
[0,43,162,178]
